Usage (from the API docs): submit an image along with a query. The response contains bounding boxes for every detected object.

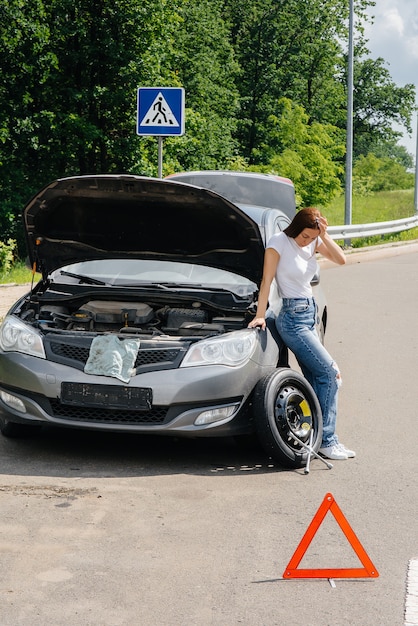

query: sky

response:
[363,0,418,158]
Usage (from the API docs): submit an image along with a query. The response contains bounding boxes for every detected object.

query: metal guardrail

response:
[328,214,418,240]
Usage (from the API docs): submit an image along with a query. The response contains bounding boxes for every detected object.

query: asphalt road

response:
[0,243,417,625]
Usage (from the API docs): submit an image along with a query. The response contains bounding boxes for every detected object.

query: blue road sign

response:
[137,87,185,136]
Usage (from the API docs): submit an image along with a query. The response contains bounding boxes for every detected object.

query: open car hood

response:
[23,175,265,285]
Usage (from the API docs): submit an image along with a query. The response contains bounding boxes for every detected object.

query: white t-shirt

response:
[267,231,321,298]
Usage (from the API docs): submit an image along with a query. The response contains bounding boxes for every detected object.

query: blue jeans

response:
[275,298,341,447]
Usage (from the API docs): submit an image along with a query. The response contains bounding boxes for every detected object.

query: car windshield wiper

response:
[117,281,212,290]
[113,281,198,290]
[117,282,253,298]
[162,283,254,296]
[59,271,108,286]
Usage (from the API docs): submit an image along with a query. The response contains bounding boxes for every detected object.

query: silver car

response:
[0,174,325,468]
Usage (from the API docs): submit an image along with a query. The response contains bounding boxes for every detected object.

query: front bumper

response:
[0,352,272,436]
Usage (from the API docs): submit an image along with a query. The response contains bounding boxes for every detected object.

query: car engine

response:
[32,299,247,338]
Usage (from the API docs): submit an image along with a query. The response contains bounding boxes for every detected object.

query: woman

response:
[248,207,355,461]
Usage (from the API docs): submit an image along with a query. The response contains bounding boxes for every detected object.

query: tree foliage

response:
[0,0,415,253]
[162,0,240,173]
[353,153,415,194]
[351,57,416,159]
[258,98,345,206]
[222,0,350,162]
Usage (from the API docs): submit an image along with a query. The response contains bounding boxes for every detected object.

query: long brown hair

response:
[284,207,321,239]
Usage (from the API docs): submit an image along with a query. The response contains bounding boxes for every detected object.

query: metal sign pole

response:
[158,137,163,178]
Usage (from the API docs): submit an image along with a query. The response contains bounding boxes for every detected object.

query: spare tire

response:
[254,368,322,469]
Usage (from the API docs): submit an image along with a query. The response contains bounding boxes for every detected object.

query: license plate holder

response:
[61,382,152,410]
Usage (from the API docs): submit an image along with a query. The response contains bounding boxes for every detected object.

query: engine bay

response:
[22,297,249,339]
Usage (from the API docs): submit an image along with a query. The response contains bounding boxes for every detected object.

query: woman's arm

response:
[316,215,346,265]
[248,248,280,330]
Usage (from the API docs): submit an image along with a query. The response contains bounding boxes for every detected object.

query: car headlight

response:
[180,329,257,367]
[0,316,46,359]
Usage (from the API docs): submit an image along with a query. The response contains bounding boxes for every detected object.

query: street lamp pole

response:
[414,111,418,213]
[344,0,354,245]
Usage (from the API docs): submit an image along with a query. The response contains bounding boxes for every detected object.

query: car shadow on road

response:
[0,427,296,478]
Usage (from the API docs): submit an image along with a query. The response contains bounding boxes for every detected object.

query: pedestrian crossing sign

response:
[137,87,185,136]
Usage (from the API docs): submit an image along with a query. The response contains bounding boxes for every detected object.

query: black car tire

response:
[0,417,41,438]
[254,368,323,469]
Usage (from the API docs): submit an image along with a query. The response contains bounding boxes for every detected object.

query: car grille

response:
[50,343,89,363]
[44,335,187,372]
[49,400,168,425]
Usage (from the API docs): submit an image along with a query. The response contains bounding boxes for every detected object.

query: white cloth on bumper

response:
[84,335,140,383]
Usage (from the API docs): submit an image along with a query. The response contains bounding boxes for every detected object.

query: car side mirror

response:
[310,271,320,286]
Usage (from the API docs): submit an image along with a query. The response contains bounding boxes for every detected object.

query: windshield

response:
[49,259,257,298]
[170,173,296,219]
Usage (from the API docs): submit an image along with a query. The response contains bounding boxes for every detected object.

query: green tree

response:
[372,143,414,171]
[0,0,416,256]
[223,0,416,171]
[163,0,240,173]
[222,0,352,164]
[36,0,178,175]
[353,153,415,193]
[0,0,177,248]
[350,57,416,159]
[0,0,54,243]
[262,98,345,206]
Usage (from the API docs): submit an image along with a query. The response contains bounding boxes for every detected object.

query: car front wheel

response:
[254,369,322,469]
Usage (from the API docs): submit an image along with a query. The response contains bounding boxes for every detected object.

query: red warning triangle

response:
[283,493,379,579]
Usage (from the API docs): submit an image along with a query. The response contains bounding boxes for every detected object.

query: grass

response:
[0,261,41,286]
[322,188,418,248]
[0,189,417,284]
[324,188,416,224]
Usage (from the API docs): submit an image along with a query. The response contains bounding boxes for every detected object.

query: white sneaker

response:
[337,443,356,458]
[319,444,348,460]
